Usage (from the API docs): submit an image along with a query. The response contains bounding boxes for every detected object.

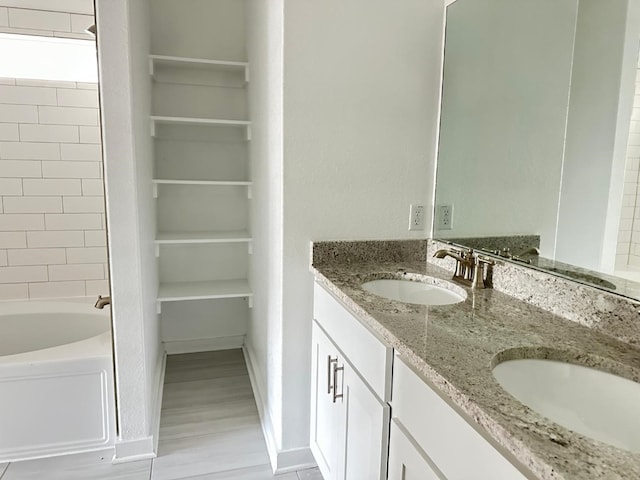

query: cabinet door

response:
[339,362,390,480]
[310,322,343,480]
[388,419,444,480]
[392,356,528,479]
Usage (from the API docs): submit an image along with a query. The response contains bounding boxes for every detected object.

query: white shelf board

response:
[149,54,249,81]
[157,279,252,302]
[152,179,252,186]
[151,115,250,127]
[152,179,252,199]
[150,115,252,139]
[155,231,251,244]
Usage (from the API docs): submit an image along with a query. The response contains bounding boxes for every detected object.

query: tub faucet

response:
[433,248,494,289]
[94,295,111,309]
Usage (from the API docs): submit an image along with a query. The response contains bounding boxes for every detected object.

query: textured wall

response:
[244,0,444,469]
[0,78,107,300]
[97,0,161,456]
[246,0,285,464]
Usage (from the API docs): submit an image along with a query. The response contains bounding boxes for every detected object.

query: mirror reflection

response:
[434,0,640,299]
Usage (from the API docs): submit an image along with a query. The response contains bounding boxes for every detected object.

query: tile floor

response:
[0,350,323,480]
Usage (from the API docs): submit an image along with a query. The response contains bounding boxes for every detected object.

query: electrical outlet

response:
[408,204,425,231]
[437,204,453,230]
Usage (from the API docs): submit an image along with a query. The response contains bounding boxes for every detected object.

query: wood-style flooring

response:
[0,349,323,480]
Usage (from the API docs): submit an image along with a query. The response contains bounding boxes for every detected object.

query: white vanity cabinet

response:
[311,282,530,480]
[390,355,529,480]
[311,283,392,480]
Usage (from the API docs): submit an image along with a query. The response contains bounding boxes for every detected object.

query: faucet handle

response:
[475,256,495,288]
[477,255,495,266]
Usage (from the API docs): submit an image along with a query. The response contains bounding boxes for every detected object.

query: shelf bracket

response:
[152,183,159,198]
[247,296,253,308]
[245,125,252,142]
[148,58,155,77]
[155,244,160,258]
[156,301,162,314]
[150,119,156,137]
[248,241,253,255]
[247,185,252,200]
[244,66,250,84]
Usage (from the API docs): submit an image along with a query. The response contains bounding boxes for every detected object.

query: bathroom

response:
[1,0,640,479]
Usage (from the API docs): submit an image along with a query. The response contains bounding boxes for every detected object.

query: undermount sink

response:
[361,278,466,306]
[493,358,640,452]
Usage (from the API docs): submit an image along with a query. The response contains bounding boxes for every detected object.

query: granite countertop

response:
[312,247,640,480]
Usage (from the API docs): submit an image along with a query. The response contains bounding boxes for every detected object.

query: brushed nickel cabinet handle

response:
[327,355,337,394]
[332,363,344,403]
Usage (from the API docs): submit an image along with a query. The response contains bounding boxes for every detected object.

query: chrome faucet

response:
[94,295,111,309]
[433,248,474,280]
[433,248,494,289]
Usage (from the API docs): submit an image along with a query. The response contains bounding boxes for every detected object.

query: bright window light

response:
[0,33,97,83]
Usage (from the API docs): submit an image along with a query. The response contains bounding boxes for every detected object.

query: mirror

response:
[434,0,640,300]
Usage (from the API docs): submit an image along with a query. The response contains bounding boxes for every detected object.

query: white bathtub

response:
[0,300,116,462]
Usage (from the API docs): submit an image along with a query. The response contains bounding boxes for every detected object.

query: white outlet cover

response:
[437,204,453,230]
[409,204,425,231]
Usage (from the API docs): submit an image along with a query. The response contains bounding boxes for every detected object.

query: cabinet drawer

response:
[392,356,528,479]
[314,282,392,401]
[388,419,444,480]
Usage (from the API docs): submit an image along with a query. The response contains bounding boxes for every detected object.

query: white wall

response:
[556,0,640,272]
[96,0,161,460]
[246,0,285,466]
[0,78,107,300]
[247,0,444,470]
[434,0,578,257]
[150,0,245,60]
[128,0,161,446]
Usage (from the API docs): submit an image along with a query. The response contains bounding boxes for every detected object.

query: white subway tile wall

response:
[0,78,108,300]
[617,68,640,270]
[0,1,94,40]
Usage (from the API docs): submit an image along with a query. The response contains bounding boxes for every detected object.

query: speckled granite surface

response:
[444,234,540,255]
[437,237,640,300]
[428,240,640,347]
[312,240,640,480]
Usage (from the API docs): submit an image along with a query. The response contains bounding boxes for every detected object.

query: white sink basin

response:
[361,278,466,306]
[493,358,640,452]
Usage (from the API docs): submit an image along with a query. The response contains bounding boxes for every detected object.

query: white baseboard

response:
[243,345,316,474]
[243,344,278,467]
[113,350,166,465]
[151,350,167,454]
[112,436,155,463]
[164,335,245,354]
[271,447,317,474]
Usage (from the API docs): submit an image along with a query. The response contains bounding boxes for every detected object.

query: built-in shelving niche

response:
[150,51,252,352]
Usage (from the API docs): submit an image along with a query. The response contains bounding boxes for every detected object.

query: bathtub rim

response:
[0,299,112,365]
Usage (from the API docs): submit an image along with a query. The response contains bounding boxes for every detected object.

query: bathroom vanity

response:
[310,240,640,480]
